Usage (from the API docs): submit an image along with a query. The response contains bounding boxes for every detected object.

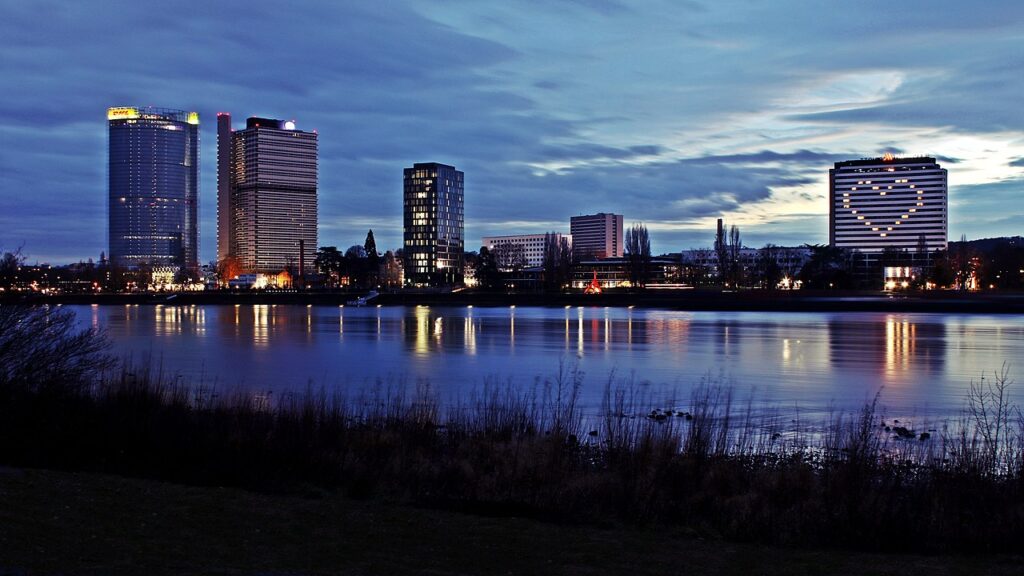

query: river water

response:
[70,304,1024,418]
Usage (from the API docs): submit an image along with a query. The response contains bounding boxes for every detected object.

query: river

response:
[70,304,1024,418]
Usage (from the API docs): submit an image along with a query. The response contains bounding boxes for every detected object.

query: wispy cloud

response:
[1,0,1023,262]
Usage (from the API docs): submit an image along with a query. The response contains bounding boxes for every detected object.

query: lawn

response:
[0,467,1019,576]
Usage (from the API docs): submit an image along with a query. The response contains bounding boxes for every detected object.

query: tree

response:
[928,249,955,288]
[0,247,24,290]
[364,230,380,287]
[756,244,783,289]
[314,246,344,288]
[493,243,527,273]
[951,234,975,290]
[727,225,742,287]
[624,223,652,288]
[346,245,369,287]
[476,246,500,290]
[798,244,855,289]
[714,220,728,284]
[217,255,243,287]
[0,305,114,390]
[541,233,574,291]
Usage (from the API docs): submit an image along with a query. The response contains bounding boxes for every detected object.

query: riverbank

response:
[2,466,1020,576]
[2,338,1022,555]
[6,288,1024,313]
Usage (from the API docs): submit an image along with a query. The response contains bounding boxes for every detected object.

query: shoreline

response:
[5,288,1024,313]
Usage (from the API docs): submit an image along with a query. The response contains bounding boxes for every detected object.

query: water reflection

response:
[74,305,1023,415]
[828,315,945,386]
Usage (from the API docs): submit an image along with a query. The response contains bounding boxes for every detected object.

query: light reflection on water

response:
[71,305,1024,416]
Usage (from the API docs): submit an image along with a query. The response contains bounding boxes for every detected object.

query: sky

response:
[1,0,1022,264]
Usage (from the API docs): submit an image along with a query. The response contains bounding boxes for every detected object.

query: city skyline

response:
[2,1,1024,264]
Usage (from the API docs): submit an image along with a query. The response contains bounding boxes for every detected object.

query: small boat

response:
[347,290,379,306]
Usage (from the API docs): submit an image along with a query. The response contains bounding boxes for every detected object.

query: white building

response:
[481,233,571,268]
[830,155,947,254]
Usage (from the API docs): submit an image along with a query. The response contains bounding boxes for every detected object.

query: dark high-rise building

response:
[570,212,623,259]
[830,155,947,254]
[216,112,232,265]
[219,116,318,275]
[403,162,464,286]
[107,106,199,273]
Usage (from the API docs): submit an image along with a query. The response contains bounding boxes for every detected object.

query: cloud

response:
[2,0,1024,262]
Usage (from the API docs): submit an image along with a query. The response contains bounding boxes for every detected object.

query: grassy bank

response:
[2,303,1023,558]
[2,360,1023,554]
[2,467,1021,576]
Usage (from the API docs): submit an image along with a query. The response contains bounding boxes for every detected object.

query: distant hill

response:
[949,236,1024,253]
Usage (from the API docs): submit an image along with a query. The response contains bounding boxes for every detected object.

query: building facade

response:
[481,233,572,269]
[216,112,232,264]
[403,162,464,286]
[830,155,947,255]
[218,116,317,275]
[108,106,199,273]
[570,213,623,259]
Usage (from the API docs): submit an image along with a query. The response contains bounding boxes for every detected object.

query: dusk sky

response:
[2,0,1023,264]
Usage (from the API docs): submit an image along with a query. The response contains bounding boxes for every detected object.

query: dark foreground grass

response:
[2,304,1024,559]
[2,360,1023,556]
[1,467,1021,576]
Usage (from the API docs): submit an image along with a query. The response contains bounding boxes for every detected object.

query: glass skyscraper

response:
[107,106,199,273]
[403,162,464,286]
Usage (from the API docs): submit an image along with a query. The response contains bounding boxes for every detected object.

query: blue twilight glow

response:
[0,0,1022,263]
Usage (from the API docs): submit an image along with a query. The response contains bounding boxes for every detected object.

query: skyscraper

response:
[570,213,623,260]
[218,116,318,276]
[830,155,947,254]
[216,112,232,265]
[107,106,199,273]
[403,162,464,286]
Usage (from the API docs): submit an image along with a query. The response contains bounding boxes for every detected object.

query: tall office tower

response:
[216,112,232,265]
[403,162,464,286]
[570,212,623,259]
[830,155,947,254]
[107,106,199,273]
[221,117,318,275]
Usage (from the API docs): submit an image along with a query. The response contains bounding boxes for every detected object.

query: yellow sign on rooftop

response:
[107,107,140,120]
[187,111,199,125]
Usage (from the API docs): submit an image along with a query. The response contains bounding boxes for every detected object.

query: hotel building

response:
[107,106,199,273]
[481,233,572,268]
[403,162,464,286]
[218,115,318,275]
[830,155,947,255]
[570,213,623,259]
